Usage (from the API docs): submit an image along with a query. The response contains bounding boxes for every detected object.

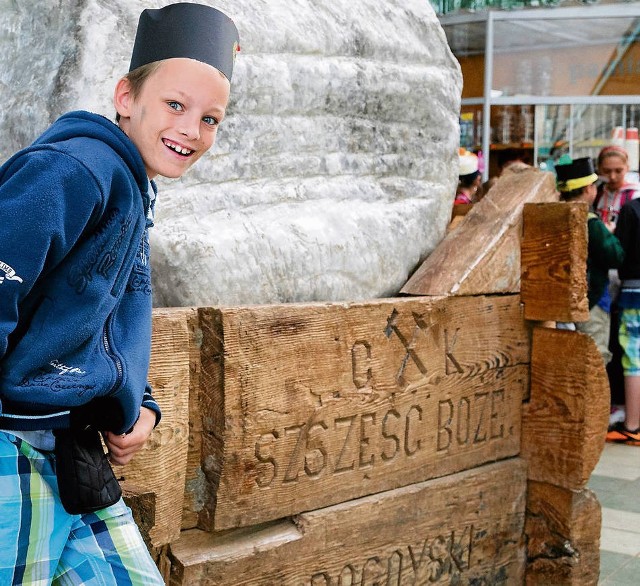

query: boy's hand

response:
[103,406,156,466]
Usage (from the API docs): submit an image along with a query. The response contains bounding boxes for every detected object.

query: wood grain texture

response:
[121,482,156,551]
[521,327,609,490]
[521,202,589,322]
[169,459,527,585]
[115,307,192,547]
[189,295,530,531]
[401,165,558,296]
[525,481,601,585]
[182,309,205,530]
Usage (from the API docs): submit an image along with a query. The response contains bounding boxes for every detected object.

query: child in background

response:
[595,145,640,226]
[0,3,239,582]
[607,193,640,445]
[594,145,640,428]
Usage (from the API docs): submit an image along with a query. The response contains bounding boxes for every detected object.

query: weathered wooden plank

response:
[525,481,601,586]
[182,309,205,530]
[190,295,530,531]
[115,307,192,547]
[401,165,558,296]
[521,202,589,322]
[522,327,609,490]
[169,459,527,586]
[121,482,156,551]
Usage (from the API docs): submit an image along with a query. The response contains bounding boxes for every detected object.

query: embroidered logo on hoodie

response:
[0,260,23,285]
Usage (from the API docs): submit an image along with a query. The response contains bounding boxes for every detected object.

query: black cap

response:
[129,3,240,81]
[555,157,598,192]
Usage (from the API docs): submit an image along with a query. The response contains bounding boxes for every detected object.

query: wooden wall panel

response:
[170,459,527,585]
[190,295,530,531]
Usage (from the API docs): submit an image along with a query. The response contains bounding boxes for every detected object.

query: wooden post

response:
[522,328,609,489]
[115,307,192,548]
[521,202,589,323]
[526,481,601,585]
[520,202,607,585]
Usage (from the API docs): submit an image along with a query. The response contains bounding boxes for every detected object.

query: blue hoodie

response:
[0,111,161,434]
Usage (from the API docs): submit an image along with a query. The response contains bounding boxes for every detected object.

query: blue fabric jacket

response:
[0,111,161,434]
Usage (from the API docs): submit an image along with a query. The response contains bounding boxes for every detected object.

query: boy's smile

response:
[114,58,230,179]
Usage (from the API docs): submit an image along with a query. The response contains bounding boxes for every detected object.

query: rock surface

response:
[0,0,461,306]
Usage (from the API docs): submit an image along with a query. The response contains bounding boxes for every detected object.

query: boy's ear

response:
[113,77,133,118]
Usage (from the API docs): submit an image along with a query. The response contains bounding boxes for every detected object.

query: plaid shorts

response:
[0,432,164,585]
[619,308,640,376]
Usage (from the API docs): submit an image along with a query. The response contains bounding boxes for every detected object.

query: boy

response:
[0,3,239,583]
[555,157,624,360]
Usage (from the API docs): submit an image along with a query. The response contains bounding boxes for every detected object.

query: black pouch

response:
[53,425,122,515]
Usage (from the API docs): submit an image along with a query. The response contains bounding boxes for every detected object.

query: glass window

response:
[442,21,486,98]
[492,17,640,98]
[534,104,636,173]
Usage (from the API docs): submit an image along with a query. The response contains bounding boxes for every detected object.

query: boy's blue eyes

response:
[166,101,218,127]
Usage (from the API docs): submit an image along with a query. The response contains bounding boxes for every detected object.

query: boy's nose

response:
[178,118,200,141]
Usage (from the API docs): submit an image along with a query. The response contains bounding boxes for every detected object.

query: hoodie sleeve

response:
[0,148,103,361]
[141,383,162,427]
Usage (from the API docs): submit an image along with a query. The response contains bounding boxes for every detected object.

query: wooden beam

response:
[400,165,558,296]
[169,459,527,585]
[189,295,530,531]
[522,327,609,490]
[121,482,156,550]
[182,309,205,530]
[526,481,601,585]
[521,202,589,323]
[114,307,192,548]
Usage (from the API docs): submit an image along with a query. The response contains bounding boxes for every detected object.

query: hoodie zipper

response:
[103,314,123,393]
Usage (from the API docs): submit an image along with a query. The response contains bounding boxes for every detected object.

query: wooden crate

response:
[122,178,609,585]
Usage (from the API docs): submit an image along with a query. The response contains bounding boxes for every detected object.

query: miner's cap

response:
[129,3,240,81]
[556,157,599,192]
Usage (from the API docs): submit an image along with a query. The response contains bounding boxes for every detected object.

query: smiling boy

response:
[0,3,238,583]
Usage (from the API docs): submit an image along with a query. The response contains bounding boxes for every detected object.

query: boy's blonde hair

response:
[115,61,162,123]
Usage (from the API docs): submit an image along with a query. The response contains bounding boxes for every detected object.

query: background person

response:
[594,145,640,428]
[555,157,624,362]
[455,149,482,205]
[595,145,640,226]
[607,193,640,445]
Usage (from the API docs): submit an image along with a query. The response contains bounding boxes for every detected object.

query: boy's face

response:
[114,58,230,179]
[584,181,597,205]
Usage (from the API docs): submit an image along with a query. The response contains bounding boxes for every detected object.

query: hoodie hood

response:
[34,111,149,194]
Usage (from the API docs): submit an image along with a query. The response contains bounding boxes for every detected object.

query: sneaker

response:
[606,421,640,445]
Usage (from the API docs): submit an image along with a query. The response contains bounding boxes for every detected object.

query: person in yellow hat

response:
[555,157,624,364]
